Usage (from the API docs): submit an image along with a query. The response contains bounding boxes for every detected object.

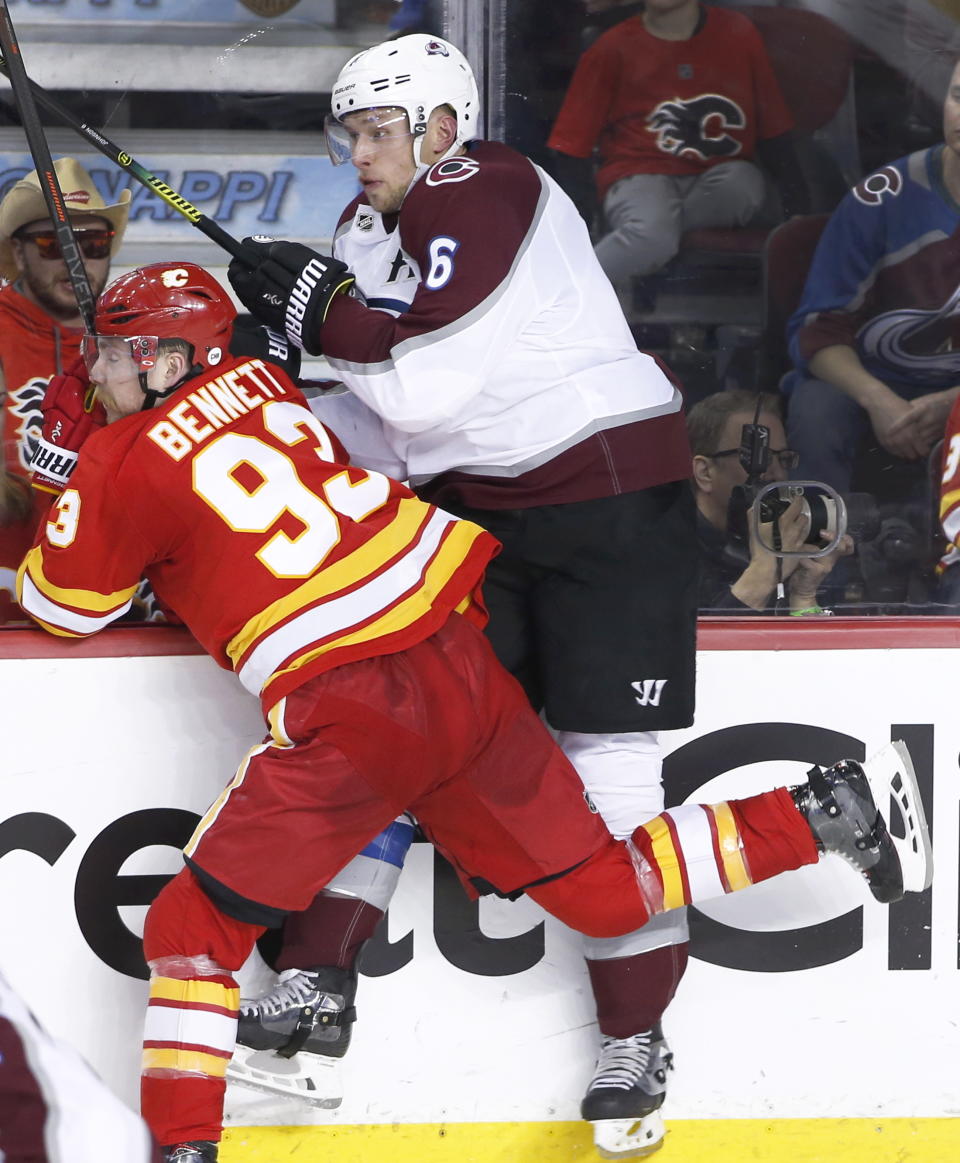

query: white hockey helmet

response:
[329,34,480,166]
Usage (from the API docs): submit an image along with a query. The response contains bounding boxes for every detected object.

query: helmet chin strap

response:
[138,362,204,412]
[407,136,466,204]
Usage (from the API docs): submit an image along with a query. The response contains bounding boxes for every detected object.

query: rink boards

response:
[0,619,958,1162]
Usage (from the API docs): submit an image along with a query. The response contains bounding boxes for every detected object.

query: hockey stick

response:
[0,1,96,331]
[0,54,247,262]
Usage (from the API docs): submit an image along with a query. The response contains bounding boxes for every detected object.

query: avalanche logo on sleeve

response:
[646,94,746,161]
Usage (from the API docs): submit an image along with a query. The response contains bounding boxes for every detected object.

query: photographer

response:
[688,390,853,612]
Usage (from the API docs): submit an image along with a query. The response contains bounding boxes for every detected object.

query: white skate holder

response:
[592,1110,666,1159]
[227,1044,343,1109]
[862,740,933,894]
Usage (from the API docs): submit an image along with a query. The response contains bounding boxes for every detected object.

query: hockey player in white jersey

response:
[0,968,161,1161]
[224,32,841,1157]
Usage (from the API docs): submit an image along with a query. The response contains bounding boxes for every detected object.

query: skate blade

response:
[226,1044,343,1109]
[863,741,933,894]
[592,1111,666,1159]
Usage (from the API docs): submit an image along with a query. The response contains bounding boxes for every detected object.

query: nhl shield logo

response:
[357,212,375,232]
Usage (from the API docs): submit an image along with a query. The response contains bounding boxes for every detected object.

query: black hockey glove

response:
[228,237,355,356]
[229,313,302,382]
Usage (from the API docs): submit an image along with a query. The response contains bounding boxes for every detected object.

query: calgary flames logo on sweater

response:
[646,93,746,161]
[5,375,46,474]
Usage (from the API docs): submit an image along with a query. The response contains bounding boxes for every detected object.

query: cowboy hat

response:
[0,156,131,282]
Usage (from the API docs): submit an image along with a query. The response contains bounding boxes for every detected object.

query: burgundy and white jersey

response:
[320,140,691,510]
[0,969,160,1161]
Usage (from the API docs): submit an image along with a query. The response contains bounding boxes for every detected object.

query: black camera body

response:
[724,419,871,553]
[720,414,942,608]
[728,481,844,548]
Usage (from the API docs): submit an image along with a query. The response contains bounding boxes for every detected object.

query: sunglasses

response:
[15,227,114,261]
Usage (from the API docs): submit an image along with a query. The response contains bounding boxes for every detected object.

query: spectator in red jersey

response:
[0,156,129,623]
[547,0,807,284]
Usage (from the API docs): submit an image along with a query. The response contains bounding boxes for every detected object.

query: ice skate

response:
[162,1143,217,1163]
[793,740,932,903]
[581,1023,674,1159]
[226,966,356,1108]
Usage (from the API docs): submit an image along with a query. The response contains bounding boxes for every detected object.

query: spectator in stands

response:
[547,0,807,285]
[903,0,960,135]
[786,56,960,498]
[0,156,129,622]
[388,0,442,34]
[581,0,644,44]
[689,389,852,612]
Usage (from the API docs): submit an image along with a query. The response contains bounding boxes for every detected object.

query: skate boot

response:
[792,741,932,904]
[162,1143,217,1163]
[226,966,357,1108]
[581,1023,674,1159]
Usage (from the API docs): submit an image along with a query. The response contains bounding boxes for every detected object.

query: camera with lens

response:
[718,411,947,609]
[752,483,843,544]
[725,418,875,557]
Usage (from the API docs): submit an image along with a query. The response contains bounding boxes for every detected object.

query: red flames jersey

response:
[548,8,793,200]
[0,283,84,620]
[18,356,497,710]
[939,395,960,571]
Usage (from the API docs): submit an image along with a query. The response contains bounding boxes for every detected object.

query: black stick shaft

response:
[0,2,96,331]
[0,53,246,261]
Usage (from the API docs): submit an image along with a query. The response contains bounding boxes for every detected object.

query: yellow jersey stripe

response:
[236,508,476,695]
[267,698,291,746]
[149,977,240,1009]
[226,496,432,668]
[639,816,687,910]
[263,520,481,689]
[141,1047,230,1078]
[21,544,139,613]
[183,740,278,858]
[711,801,752,892]
[940,487,960,519]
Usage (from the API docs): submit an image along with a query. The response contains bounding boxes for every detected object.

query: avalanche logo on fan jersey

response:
[646,94,746,160]
[853,165,904,207]
[859,284,960,386]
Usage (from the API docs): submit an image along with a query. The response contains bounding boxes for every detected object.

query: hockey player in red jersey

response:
[937,394,960,603]
[19,262,931,1162]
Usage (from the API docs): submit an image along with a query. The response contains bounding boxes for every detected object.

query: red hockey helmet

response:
[92,262,235,377]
